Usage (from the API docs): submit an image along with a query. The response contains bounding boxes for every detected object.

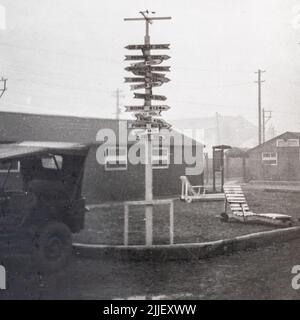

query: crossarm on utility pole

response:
[124,17,172,21]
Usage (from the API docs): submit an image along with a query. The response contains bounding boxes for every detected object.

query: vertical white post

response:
[124,204,129,246]
[145,137,153,246]
[169,201,174,245]
[144,18,153,246]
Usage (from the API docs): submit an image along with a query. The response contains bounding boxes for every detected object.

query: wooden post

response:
[242,156,246,182]
[169,200,174,245]
[212,147,216,193]
[124,204,129,246]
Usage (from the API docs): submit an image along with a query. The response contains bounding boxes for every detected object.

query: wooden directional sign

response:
[124,77,146,83]
[148,105,170,111]
[130,83,149,90]
[131,70,167,78]
[132,59,163,66]
[134,93,167,101]
[130,81,162,90]
[145,75,170,83]
[125,106,148,112]
[125,105,170,112]
[139,110,162,117]
[125,44,170,50]
[128,122,159,129]
[135,114,152,122]
[125,66,170,72]
[150,66,170,72]
[152,118,170,126]
[125,55,171,61]
[128,121,171,129]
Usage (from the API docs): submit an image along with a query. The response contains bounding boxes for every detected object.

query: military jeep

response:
[0,141,90,272]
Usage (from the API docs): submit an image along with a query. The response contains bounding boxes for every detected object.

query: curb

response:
[73,226,300,261]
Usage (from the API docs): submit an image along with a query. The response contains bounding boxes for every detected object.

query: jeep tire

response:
[31,221,72,273]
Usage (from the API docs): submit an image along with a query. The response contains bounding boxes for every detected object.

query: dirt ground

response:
[2,186,300,300]
[2,239,300,300]
[74,187,300,245]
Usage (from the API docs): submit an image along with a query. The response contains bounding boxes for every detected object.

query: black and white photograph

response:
[0,0,300,305]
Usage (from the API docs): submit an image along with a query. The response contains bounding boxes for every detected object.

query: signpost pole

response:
[144,16,153,246]
[124,12,171,246]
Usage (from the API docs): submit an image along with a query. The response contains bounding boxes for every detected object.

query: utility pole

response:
[215,112,221,145]
[124,11,171,246]
[254,69,265,145]
[0,77,7,98]
[112,88,125,120]
[262,109,272,143]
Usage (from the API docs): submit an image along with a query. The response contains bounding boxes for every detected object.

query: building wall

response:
[0,112,204,203]
[0,144,204,203]
[246,133,300,181]
[82,145,203,203]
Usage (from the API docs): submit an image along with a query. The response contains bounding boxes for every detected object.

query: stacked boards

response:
[223,185,293,227]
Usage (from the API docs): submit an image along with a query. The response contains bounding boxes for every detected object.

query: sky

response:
[0,0,299,135]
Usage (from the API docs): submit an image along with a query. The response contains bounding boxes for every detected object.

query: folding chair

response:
[223,185,293,227]
[180,176,206,203]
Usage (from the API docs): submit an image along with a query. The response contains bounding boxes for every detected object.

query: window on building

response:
[0,160,20,173]
[105,147,127,171]
[276,139,300,147]
[262,152,277,165]
[152,147,169,169]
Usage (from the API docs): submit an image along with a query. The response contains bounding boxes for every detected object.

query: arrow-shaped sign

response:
[125,44,170,50]
[124,76,170,84]
[152,118,169,125]
[146,75,170,83]
[137,110,162,117]
[125,105,170,112]
[125,66,170,72]
[131,70,168,78]
[124,77,146,83]
[128,121,159,128]
[134,93,167,101]
[135,114,152,122]
[125,55,171,61]
[130,81,163,90]
[128,121,171,129]
[131,59,163,66]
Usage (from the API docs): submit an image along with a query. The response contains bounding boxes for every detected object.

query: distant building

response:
[246,131,300,181]
[0,111,204,203]
[171,115,259,154]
